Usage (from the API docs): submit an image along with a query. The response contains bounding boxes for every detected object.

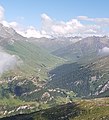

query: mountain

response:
[0,23,25,41]
[0,24,65,79]
[52,36,109,63]
[47,55,109,98]
[3,40,64,78]
[88,56,109,97]
[29,36,82,52]
[0,23,16,38]
[0,24,69,118]
[48,62,91,97]
[1,23,109,119]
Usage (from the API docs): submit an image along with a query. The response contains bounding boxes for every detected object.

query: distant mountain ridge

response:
[1,23,109,118]
[29,36,82,52]
[52,36,109,63]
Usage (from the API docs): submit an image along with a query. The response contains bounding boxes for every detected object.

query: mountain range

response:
[0,23,109,119]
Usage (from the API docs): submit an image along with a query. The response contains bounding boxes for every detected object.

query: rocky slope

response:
[48,56,109,98]
[52,36,109,63]
[1,97,109,120]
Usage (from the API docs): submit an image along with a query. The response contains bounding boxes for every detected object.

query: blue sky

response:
[0,0,109,27]
[0,0,109,38]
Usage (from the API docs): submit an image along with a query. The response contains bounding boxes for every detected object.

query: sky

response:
[0,0,109,38]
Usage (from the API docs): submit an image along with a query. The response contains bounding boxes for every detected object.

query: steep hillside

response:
[48,62,91,97]
[0,24,68,117]
[0,76,74,118]
[0,23,26,41]
[88,56,109,97]
[1,97,109,120]
[2,40,64,79]
[52,36,109,63]
[47,55,109,98]
[0,24,64,80]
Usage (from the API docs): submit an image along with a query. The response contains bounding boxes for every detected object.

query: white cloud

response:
[41,13,52,21]
[76,16,109,36]
[0,7,51,38]
[41,14,85,36]
[0,5,19,29]
[9,22,19,27]
[0,4,109,38]
[0,6,4,21]
[102,47,109,53]
[77,16,94,21]
[41,14,106,37]
[99,47,109,56]
[95,18,109,27]
[2,20,10,27]
[77,16,109,26]
[23,26,44,38]
[18,26,50,38]
[19,14,108,38]
[0,51,19,74]
[1,20,20,32]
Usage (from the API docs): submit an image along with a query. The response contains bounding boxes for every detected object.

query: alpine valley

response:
[0,23,109,120]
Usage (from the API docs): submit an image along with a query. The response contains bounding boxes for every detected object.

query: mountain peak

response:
[0,23,16,38]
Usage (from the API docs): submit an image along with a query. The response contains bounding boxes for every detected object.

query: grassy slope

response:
[1,98,109,120]
[3,40,64,79]
[72,98,109,120]
[0,39,66,118]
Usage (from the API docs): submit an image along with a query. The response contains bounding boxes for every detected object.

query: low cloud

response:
[99,47,109,56]
[0,51,21,74]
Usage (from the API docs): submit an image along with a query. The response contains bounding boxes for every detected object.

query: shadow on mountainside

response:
[0,102,83,120]
[48,62,91,97]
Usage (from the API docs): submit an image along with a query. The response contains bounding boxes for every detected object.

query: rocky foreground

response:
[1,98,109,120]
